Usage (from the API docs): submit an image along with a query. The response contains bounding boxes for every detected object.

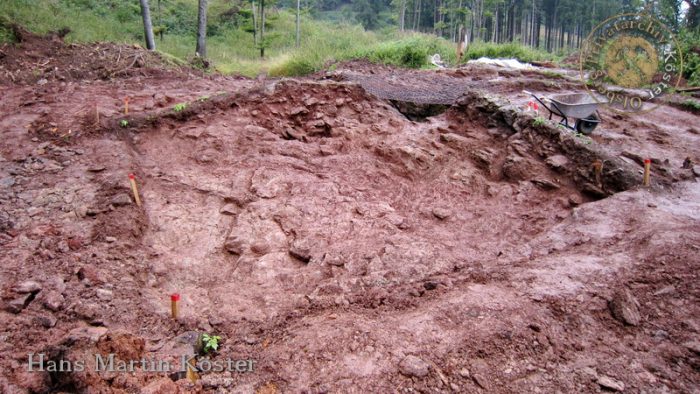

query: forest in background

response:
[0,0,698,84]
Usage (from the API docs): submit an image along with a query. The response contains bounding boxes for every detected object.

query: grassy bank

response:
[0,0,557,77]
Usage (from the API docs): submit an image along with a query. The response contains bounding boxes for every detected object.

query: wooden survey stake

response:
[128,173,142,207]
[643,159,651,186]
[171,293,180,319]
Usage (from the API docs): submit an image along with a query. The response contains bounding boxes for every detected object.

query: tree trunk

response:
[416,0,422,31]
[139,0,156,50]
[400,0,406,31]
[295,0,301,47]
[260,0,265,58]
[157,0,163,41]
[196,0,208,58]
[252,1,258,46]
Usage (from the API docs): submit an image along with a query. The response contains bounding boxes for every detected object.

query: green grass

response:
[532,116,546,127]
[462,41,559,64]
[540,70,566,79]
[173,102,187,112]
[682,99,700,111]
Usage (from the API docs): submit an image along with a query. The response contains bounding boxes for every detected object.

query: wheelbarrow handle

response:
[522,90,548,102]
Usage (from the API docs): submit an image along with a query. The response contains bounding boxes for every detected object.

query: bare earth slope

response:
[0,36,698,393]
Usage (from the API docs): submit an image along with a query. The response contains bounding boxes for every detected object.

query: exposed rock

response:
[96,288,113,301]
[609,288,641,326]
[303,97,319,107]
[597,376,625,391]
[220,204,237,215]
[0,210,12,231]
[423,281,438,290]
[531,178,560,190]
[41,291,65,311]
[469,148,496,169]
[34,314,57,328]
[439,133,470,149]
[0,177,15,188]
[682,340,700,354]
[110,193,132,207]
[432,208,452,220]
[582,182,607,198]
[6,293,35,313]
[324,254,345,267]
[250,242,270,255]
[289,239,312,263]
[66,326,109,343]
[87,165,106,172]
[386,213,409,229]
[12,280,42,294]
[399,355,430,378]
[568,195,583,207]
[77,266,105,286]
[57,240,70,253]
[104,236,117,243]
[545,154,569,171]
[289,106,309,116]
[502,155,534,181]
[224,235,245,255]
[693,165,700,177]
[458,368,470,378]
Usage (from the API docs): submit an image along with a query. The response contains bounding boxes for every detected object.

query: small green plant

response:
[682,99,700,111]
[532,117,546,127]
[541,70,564,79]
[173,103,187,112]
[574,132,592,144]
[197,95,209,102]
[201,333,221,354]
[119,119,129,127]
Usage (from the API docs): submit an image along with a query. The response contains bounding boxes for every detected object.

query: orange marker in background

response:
[124,97,130,115]
[128,173,142,207]
[643,159,651,186]
[171,293,180,319]
[592,159,603,187]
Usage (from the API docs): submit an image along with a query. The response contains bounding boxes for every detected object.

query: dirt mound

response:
[0,24,187,85]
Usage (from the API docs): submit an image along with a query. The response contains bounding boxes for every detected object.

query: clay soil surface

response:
[1,33,699,393]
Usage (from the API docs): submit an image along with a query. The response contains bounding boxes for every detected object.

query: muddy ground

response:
[0,33,699,393]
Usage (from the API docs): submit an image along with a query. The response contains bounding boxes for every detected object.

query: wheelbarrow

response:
[523,91,604,134]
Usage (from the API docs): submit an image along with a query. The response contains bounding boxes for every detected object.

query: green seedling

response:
[120,119,129,128]
[173,103,187,112]
[197,95,210,102]
[532,117,546,127]
[574,132,592,144]
[682,99,700,111]
[201,333,221,354]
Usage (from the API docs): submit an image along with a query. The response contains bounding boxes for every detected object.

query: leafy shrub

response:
[676,29,700,87]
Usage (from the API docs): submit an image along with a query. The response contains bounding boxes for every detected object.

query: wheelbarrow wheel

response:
[575,114,600,135]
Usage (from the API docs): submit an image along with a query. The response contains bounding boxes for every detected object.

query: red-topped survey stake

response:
[128,173,142,207]
[643,159,651,187]
[171,293,180,319]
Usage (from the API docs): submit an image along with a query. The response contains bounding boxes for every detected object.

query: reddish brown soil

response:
[0,36,699,393]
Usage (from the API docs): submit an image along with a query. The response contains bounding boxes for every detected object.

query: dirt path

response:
[0,39,699,393]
